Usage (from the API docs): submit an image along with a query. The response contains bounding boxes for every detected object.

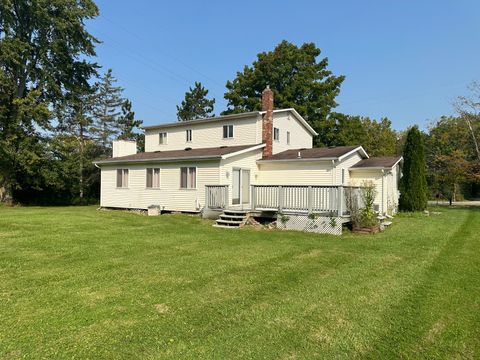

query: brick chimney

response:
[261,86,274,158]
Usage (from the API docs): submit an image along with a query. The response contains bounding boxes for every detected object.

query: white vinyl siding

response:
[116,169,129,188]
[146,168,160,188]
[271,112,313,154]
[100,161,219,212]
[144,115,260,152]
[256,161,335,185]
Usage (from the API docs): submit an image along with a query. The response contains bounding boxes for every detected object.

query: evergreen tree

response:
[0,0,99,203]
[399,126,428,211]
[176,82,215,121]
[92,69,125,153]
[117,99,143,140]
[117,99,144,152]
[222,40,344,145]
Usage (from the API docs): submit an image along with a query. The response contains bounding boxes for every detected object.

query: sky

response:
[87,1,480,130]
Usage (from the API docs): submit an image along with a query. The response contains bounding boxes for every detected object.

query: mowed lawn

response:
[0,206,479,359]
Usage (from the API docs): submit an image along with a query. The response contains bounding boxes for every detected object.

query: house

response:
[94,87,402,223]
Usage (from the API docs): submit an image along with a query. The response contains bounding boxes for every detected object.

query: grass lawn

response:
[0,206,479,359]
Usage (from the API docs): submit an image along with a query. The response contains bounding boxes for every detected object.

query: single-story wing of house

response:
[94,87,402,217]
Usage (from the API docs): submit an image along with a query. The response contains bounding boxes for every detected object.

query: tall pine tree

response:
[92,69,125,154]
[176,82,215,121]
[399,126,428,211]
[117,99,144,151]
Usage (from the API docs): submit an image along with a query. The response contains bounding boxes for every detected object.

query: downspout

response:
[381,169,385,215]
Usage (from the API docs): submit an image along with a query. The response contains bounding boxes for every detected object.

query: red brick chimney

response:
[261,86,274,158]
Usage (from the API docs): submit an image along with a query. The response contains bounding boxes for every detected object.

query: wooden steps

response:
[213,209,248,229]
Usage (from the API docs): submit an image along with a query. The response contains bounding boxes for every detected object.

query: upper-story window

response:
[146,168,161,188]
[186,129,192,142]
[223,124,234,139]
[287,131,291,145]
[274,127,280,141]
[159,132,167,145]
[116,169,129,188]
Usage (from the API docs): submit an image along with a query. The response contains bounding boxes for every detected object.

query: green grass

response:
[0,206,479,359]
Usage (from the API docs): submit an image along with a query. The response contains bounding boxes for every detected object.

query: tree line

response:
[1,2,479,205]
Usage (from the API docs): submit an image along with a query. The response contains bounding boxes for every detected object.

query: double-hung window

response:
[274,127,280,141]
[186,129,192,142]
[146,168,161,188]
[223,124,234,139]
[180,167,196,189]
[116,169,129,188]
[159,132,167,145]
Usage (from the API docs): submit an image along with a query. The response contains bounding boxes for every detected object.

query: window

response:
[287,131,291,145]
[116,169,129,188]
[274,127,280,141]
[159,132,167,144]
[146,168,160,188]
[186,129,192,142]
[180,167,196,189]
[223,124,234,139]
[341,169,345,185]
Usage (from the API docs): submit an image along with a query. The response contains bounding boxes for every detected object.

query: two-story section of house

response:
[94,87,402,215]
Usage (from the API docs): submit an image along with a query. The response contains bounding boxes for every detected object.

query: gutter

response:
[257,157,338,164]
[93,155,222,166]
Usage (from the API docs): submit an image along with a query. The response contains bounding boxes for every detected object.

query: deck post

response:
[278,185,283,212]
[307,186,313,213]
[251,185,256,210]
[338,185,344,216]
[225,185,229,209]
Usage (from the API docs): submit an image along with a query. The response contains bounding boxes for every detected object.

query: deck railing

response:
[251,185,362,216]
[205,185,229,209]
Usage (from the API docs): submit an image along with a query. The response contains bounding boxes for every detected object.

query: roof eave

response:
[93,155,222,166]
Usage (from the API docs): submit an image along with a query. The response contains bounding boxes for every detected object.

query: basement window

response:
[116,169,129,188]
[223,124,234,139]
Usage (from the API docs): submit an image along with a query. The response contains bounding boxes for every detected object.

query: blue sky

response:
[87,1,480,130]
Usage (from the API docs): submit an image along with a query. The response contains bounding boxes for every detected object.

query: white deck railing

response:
[205,185,229,209]
[251,185,362,216]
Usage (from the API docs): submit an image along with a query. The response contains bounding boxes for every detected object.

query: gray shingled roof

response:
[350,156,402,169]
[261,146,363,161]
[94,144,263,164]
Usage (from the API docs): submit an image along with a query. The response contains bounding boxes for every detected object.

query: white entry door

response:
[232,169,250,205]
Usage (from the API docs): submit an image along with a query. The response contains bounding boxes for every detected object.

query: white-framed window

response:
[146,168,161,188]
[341,169,345,185]
[286,131,291,145]
[116,169,129,188]
[186,129,192,142]
[274,127,280,141]
[223,124,234,139]
[159,132,167,145]
[180,167,196,189]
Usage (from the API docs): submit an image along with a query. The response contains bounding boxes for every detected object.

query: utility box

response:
[148,205,161,216]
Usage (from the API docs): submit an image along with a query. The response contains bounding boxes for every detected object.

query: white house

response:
[94,87,402,219]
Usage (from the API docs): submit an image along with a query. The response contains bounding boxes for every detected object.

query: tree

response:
[55,88,97,201]
[399,126,428,211]
[328,113,397,156]
[222,41,345,145]
[176,82,215,121]
[92,69,125,154]
[117,99,143,151]
[0,0,99,203]
[454,82,480,161]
